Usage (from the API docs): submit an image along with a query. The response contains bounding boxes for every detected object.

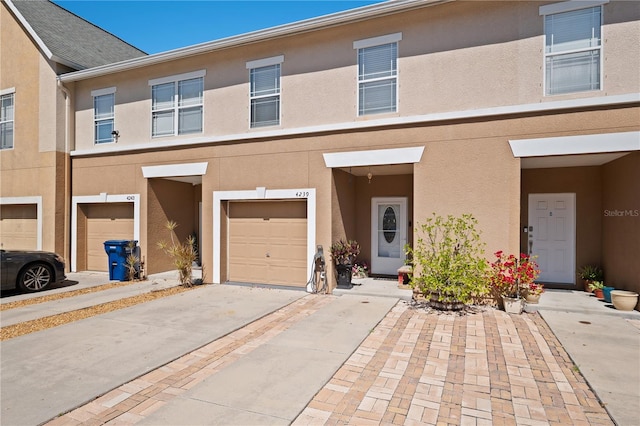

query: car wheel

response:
[18,263,53,292]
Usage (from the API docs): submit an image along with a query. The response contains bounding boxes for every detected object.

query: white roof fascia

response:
[59,0,453,83]
[71,92,639,157]
[4,0,54,60]
[509,131,640,157]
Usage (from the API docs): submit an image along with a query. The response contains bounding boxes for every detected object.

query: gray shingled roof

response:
[9,0,146,70]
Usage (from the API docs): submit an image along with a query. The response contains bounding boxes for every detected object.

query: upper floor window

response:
[92,87,115,144]
[354,33,401,116]
[247,56,283,128]
[542,2,605,95]
[1,90,15,149]
[149,70,205,137]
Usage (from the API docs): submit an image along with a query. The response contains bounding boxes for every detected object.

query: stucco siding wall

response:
[70,1,640,153]
[602,152,640,298]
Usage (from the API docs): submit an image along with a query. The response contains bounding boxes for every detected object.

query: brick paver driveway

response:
[49,297,611,426]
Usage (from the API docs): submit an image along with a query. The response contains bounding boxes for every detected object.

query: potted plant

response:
[579,265,604,292]
[489,251,540,314]
[525,282,544,304]
[406,213,488,310]
[588,281,605,299]
[330,239,360,288]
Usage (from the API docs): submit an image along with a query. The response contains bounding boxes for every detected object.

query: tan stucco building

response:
[3,0,639,297]
[0,0,145,258]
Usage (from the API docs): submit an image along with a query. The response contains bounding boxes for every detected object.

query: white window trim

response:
[93,92,115,144]
[1,90,15,150]
[212,188,316,284]
[353,32,402,50]
[0,196,43,250]
[246,55,284,70]
[148,69,206,87]
[355,38,400,117]
[542,3,605,96]
[70,193,141,272]
[249,63,282,128]
[150,71,205,138]
[539,0,608,16]
[91,86,116,97]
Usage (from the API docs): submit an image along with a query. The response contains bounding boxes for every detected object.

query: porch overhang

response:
[323,146,425,168]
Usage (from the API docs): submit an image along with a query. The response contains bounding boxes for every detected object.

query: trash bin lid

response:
[104,240,137,246]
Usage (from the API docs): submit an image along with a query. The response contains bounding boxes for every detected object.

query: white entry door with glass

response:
[371,197,407,275]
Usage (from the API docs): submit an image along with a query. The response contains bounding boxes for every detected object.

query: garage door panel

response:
[229,201,307,287]
[86,204,134,272]
[0,205,37,250]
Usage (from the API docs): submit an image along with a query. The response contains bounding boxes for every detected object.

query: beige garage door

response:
[229,201,307,287]
[86,203,134,271]
[0,204,37,250]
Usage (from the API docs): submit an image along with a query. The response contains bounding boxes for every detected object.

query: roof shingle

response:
[9,0,146,70]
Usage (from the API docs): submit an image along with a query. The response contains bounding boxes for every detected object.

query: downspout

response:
[57,79,72,271]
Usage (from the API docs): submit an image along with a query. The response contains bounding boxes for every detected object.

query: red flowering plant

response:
[330,239,360,265]
[489,251,541,299]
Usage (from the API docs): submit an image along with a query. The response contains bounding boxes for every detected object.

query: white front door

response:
[371,197,407,275]
[528,193,576,284]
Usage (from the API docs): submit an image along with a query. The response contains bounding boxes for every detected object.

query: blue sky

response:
[53,1,385,54]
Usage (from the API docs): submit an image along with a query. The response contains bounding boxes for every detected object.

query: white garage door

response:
[86,203,134,271]
[229,201,307,287]
[0,204,37,250]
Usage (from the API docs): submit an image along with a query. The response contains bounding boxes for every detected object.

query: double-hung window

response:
[354,33,401,116]
[542,2,605,95]
[150,70,205,137]
[1,89,15,149]
[247,56,283,128]
[92,87,115,144]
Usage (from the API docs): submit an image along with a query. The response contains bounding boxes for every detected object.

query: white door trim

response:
[213,188,316,284]
[70,193,141,272]
[528,193,576,284]
[0,196,43,250]
[371,197,407,275]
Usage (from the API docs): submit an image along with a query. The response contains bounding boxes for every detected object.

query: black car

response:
[1,250,66,292]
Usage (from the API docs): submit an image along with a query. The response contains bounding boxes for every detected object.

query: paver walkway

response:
[46,298,611,426]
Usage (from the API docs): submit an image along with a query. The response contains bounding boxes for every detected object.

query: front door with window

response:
[528,193,576,284]
[371,197,407,275]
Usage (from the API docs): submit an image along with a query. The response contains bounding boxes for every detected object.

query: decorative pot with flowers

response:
[352,261,369,279]
[330,239,360,288]
[588,281,605,299]
[578,265,604,292]
[489,251,541,314]
[525,283,545,304]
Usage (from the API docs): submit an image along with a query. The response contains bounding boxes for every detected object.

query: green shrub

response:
[406,213,488,306]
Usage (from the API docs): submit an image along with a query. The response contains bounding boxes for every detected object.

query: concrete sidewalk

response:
[528,289,640,426]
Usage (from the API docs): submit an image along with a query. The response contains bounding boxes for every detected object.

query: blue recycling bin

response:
[103,240,139,281]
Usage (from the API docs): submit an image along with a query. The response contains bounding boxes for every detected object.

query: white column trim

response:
[0,196,43,250]
[70,193,140,272]
[212,187,316,284]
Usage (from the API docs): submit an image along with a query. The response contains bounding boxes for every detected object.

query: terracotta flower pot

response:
[594,289,604,299]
